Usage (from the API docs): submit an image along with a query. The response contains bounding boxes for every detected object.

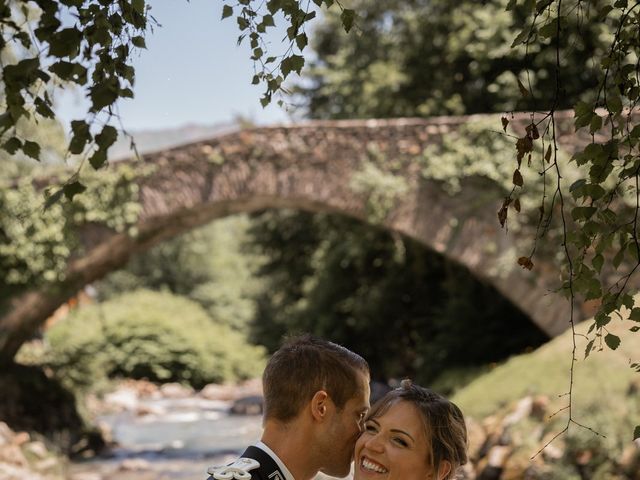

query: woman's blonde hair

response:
[366,379,468,480]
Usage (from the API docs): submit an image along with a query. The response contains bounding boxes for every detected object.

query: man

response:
[207,334,371,480]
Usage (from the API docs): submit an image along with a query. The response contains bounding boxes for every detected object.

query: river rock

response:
[34,456,59,471]
[200,383,239,401]
[619,441,640,480]
[104,387,138,412]
[13,431,30,446]
[530,395,549,420]
[0,422,12,446]
[119,458,152,471]
[465,417,487,460]
[71,473,103,480]
[502,397,532,426]
[235,378,263,397]
[25,441,49,459]
[230,395,264,415]
[160,382,194,399]
[1,443,28,467]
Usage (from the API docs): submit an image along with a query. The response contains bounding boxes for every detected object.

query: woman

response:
[354,380,468,480]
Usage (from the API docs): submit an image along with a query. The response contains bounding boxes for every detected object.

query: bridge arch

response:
[0,112,584,363]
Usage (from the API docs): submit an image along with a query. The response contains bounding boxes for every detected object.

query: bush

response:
[44,289,266,390]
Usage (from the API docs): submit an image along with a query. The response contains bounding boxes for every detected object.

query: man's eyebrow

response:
[390,429,415,442]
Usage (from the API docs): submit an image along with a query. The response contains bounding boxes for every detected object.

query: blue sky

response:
[56,0,292,131]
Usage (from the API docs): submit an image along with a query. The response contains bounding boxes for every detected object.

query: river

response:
[69,392,263,480]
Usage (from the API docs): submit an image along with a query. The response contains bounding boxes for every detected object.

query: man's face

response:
[319,372,371,477]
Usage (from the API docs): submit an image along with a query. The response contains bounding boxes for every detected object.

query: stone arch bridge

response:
[0,111,590,364]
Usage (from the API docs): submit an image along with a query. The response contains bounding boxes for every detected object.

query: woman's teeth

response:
[361,458,388,474]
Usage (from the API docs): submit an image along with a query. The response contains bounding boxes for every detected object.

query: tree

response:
[2,0,640,440]
[296,0,608,119]
[238,0,640,441]
[247,210,548,386]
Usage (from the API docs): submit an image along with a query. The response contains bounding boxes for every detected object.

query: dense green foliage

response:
[247,210,548,385]
[41,289,266,390]
[97,216,263,331]
[0,162,141,306]
[297,0,608,119]
[503,0,640,354]
[1,0,150,190]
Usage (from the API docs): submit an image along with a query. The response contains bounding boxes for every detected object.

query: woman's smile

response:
[359,455,388,475]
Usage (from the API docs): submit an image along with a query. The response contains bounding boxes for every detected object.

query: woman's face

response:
[354,401,435,480]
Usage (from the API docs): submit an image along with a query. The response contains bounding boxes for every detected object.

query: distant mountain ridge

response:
[109,122,239,160]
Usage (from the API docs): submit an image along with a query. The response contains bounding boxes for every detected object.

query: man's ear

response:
[310,390,330,422]
[436,460,451,480]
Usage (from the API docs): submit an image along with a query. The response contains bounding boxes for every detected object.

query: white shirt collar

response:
[254,440,296,480]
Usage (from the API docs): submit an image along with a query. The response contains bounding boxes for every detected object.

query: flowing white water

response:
[70,396,263,480]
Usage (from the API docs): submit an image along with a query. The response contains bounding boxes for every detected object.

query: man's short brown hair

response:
[263,334,369,422]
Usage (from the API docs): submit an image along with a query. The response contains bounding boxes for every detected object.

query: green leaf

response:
[604,333,620,350]
[538,20,557,39]
[132,0,145,15]
[49,61,87,84]
[296,33,308,50]
[607,92,623,115]
[511,28,530,48]
[95,125,118,149]
[89,79,119,112]
[575,101,592,117]
[592,254,604,274]
[575,111,593,129]
[221,5,233,19]
[571,206,597,221]
[630,307,640,322]
[34,97,55,118]
[595,311,611,327]
[3,137,22,155]
[63,181,87,201]
[281,54,305,77]
[340,8,356,33]
[43,187,64,211]
[69,120,91,154]
[237,16,249,30]
[89,149,108,170]
[584,338,595,358]
[132,36,146,49]
[22,141,41,160]
[262,14,274,26]
[48,28,82,58]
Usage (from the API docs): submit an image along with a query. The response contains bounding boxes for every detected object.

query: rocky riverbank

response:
[2,373,639,479]
[460,394,640,479]
[0,421,67,480]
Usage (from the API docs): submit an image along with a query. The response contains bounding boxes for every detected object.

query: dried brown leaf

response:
[513,169,524,187]
[502,116,509,132]
[517,78,529,97]
[518,256,534,270]
[514,198,521,212]
[498,197,512,227]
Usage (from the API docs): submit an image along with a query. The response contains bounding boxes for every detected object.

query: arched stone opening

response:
[1,114,583,364]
